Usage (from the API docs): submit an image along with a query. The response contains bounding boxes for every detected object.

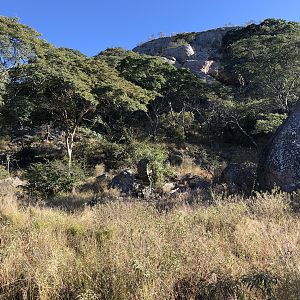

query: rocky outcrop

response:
[110,170,136,195]
[133,27,237,81]
[219,162,257,195]
[162,44,195,63]
[258,100,300,192]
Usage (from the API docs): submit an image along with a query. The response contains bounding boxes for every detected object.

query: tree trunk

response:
[232,119,258,149]
[65,131,75,173]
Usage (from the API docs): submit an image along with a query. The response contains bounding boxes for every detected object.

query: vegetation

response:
[0,16,299,299]
[1,185,300,299]
[24,160,85,197]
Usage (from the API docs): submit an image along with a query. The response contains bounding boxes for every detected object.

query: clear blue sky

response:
[2,0,300,56]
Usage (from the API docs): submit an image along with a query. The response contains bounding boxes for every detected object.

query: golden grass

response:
[1,184,300,299]
[174,157,213,181]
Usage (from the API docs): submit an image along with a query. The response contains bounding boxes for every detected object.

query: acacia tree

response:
[20,47,153,170]
[0,16,46,137]
[0,17,43,100]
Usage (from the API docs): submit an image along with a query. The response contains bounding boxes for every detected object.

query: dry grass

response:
[1,183,300,299]
[174,157,213,181]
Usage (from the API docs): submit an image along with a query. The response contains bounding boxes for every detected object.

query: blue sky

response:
[2,0,300,56]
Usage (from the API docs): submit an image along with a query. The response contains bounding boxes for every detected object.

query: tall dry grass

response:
[1,182,300,299]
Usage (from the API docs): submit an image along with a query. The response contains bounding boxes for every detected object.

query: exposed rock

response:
[138,186,153,198]
[219,162,257,195]
[133,27,237,80]
[160,56,177,65]
[178,174,210,192]
[162,182,177,193]
[182,60,217,81]
[258,100,300,192]
[162,44,195,63]
[110,170,135,195]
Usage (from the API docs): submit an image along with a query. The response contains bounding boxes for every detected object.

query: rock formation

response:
[258,99,300,192]
[110,170,135,195]
[133,27,237,81]
[219,162,257,195]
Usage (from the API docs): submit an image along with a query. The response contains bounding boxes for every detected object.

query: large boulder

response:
[219,162,257,195]
[178,174,210,191]
[258,100,300,192]
[110,170,135,195]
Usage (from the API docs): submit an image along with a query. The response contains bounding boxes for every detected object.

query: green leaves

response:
[24,160,85,197]
[0,16,43,70]
[18,47,154,131]
[253,113,287,134]
[222,19,300,112]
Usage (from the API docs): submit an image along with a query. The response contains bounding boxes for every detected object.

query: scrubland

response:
[1,181,300,300]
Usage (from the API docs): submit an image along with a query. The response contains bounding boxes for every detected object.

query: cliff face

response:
[133,27,237,81]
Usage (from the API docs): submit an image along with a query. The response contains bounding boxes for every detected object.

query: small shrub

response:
[252,113,287,135]
[173,32,197,43]
[0,165,9,179]
[24,159,85,198]
[127,140,173,187]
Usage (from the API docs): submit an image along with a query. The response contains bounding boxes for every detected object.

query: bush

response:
[126,140,173,186]
[160,111,195,142]
[252,113,287,135]
[74,137,129,171]
[24,160,85,197]
[0,165,9,179]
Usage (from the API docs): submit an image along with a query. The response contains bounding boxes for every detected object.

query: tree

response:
[0,17,45,134]
[222,19,300,113]
[117,54,220,141]
[18,47,153,170]
[0,17,43,100]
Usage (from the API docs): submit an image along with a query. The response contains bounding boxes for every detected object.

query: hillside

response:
[0,16,299,299]
[133,27,236,81]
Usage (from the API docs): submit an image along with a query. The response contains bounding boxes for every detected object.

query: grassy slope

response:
[1,182,300,299]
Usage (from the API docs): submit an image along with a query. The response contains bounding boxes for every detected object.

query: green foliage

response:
[117,54,175,92]
[0,16,44,70]
[127,140,173,186]
[0,16,45,130]
[253,113,287,134]
[8,46,154,169]
[222,18,300,112]
[1,17,300,181]
[160,111,195,142]
[173,32,197,43]
[0,165,9,179]
[223,18,300,48]
[75,136,173,186]
[24,160,85,197]
[95,47,136,68]
[240,271,279,299]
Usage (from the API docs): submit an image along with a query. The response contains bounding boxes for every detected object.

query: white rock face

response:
[162,44,195,63]
[133,27,237,81]
[160,56,176,65]
[181,59,219,81]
